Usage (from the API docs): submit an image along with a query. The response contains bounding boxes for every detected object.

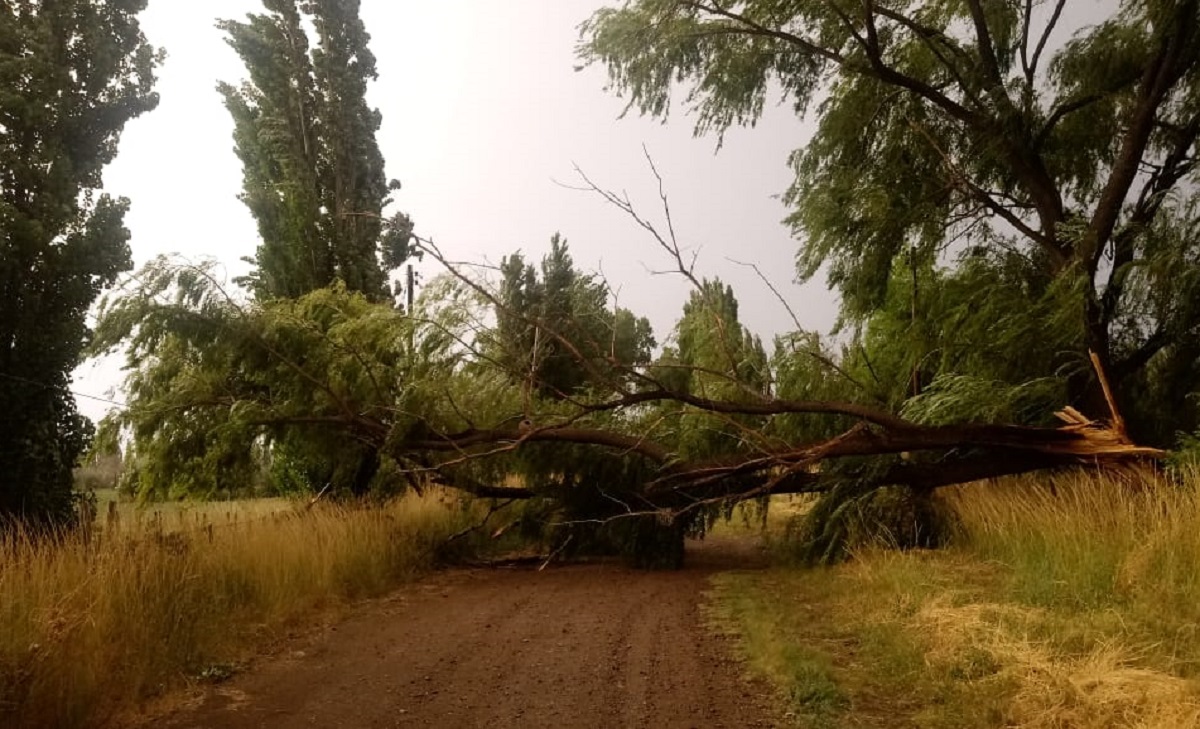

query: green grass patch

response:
[710,554,1017,728]
[708,572,847,727]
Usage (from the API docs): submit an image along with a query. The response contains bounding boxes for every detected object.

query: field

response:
[0,490,485,728]
[89,488,294,526]
[709,468,1200,728]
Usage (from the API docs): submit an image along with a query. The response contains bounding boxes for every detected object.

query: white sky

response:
[77,0,832,419]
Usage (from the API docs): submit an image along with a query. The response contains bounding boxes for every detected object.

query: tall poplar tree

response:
[0,0,159,525]
[218,0,413,303]
[218,0,413,495]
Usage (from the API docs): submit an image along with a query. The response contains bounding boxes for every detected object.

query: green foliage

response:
[580,0,825,139]
[849,252,1082,426]
[212,0,419,495]
[491,278,774,566]
[1107,197,1200,444]
[786,481,954,565]
[94,256,699,565]
[902,375,1064,428]
[768,332,865,450]
[580,1,1200,442]
[91,258,465,500]
[218,0,413,302]
[511,441,687,568]
[616,515,687,569]
[773,253,1079,562]
[1169,430,1200,473]
[492,234,655,398]
[0,0,160,526]
[652,278,768,460]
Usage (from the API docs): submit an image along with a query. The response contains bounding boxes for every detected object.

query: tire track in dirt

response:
[139,538,779,729]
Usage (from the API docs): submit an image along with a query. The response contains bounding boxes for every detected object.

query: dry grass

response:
[942,467,1200,726]
[91,487,294,527]
[710,468,1200,728]
[912,595,1200,728]
[947,467,1200,619]
[0,490,483,729]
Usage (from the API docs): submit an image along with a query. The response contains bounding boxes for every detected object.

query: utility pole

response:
[405,264,415,313]
[406,264,416,352]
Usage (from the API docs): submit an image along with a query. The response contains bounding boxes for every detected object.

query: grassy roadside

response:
[0,491,487,729]
[708,470,1200,728]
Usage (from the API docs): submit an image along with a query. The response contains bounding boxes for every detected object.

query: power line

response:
[0,371,127,409]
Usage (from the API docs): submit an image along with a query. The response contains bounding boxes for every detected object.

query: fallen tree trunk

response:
[398,404,1163,509]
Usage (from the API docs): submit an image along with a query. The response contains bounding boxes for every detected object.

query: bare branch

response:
[1029,0,1067,82]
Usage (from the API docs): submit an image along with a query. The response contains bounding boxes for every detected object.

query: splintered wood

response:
[1053,406,1166,459]
[1042,352,1163,460]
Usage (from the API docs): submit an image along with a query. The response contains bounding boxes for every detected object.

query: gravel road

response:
[145,539,779,729]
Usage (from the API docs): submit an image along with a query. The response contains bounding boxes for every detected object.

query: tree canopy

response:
[0,0,159,525]
[493,234,655,400]
[218,0,415,303]
[213,0,419,496]
[579,0,1200,442]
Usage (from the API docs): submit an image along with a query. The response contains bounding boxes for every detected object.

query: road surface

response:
[140,539,780,729]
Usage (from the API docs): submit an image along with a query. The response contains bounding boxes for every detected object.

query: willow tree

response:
[580,0,1200,442]
[218,0,414,302]
[0,0,159,525]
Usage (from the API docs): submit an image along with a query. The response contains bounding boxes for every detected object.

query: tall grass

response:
[948,468,1200,633]
[0,491,482,728]
[933,468,1200,726]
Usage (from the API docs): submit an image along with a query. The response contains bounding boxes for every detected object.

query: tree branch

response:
[680,0,985,127]
[965,0,1004,90]
[1100,111,1200,329]
[1028,0,1067,83]
[1082,3,1199,269]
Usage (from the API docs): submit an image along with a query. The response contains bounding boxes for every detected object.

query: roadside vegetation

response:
[710,467,1200,728]
[0,491,486,729]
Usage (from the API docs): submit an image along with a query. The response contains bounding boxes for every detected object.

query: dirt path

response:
[141,538,780,729]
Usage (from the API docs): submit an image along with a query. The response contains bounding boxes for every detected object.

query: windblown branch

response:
[1082,3,1199,269]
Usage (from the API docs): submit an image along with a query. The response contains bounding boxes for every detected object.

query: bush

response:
[785,482,955,564]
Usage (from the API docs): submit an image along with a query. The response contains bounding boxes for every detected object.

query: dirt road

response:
[144,539,780,729]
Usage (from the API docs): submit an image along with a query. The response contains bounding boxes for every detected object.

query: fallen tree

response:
[89,239,1164,567]
[91,150,1176,565]
[393,394,1158,499]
